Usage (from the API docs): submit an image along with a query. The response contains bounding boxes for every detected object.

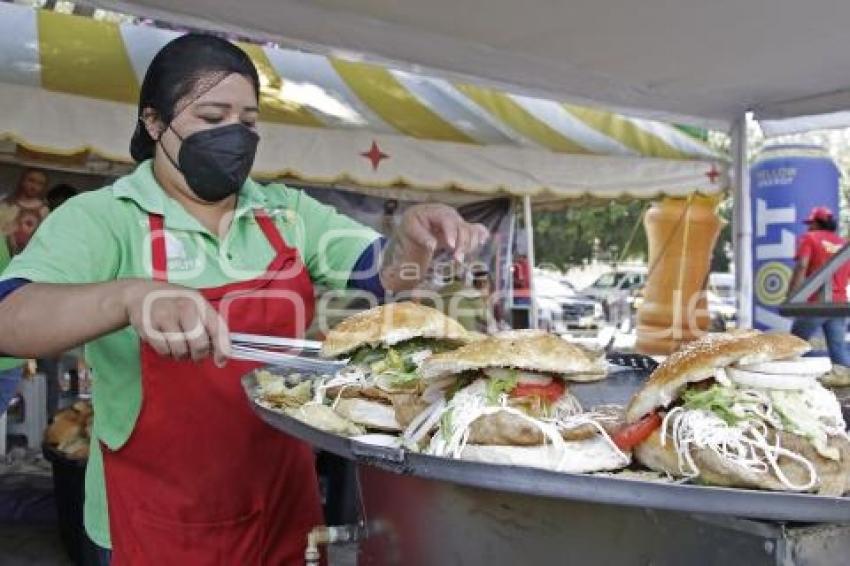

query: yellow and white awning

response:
[0,3,727,200]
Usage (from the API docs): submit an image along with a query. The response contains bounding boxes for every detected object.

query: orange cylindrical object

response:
[636,196,722,355]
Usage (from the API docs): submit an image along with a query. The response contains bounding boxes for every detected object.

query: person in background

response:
[5,168,49,254]
[0,181,79,414]
[513,254,531,304]
[511,254,532,328]
[0,181,79,415]
[0,173,38,413]
[0,225,22,412]
[46,183,79,212]
[789,206,850,385]
[0,181,80,415]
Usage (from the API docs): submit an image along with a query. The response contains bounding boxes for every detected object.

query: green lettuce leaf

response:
[349,338,459,389]
[486,370,518,404]
[682,385,744,425]
[441,409,454,442]
[350,347,386,366]
[770,389,840,460]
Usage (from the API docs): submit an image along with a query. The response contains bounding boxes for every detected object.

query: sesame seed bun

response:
[320,302,471,358]
[625,330,810,423]
[419,330,606,381]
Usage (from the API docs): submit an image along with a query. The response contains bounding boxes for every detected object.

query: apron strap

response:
[253,209,290,255]
[148,214,168,282]
[147,210,289,283]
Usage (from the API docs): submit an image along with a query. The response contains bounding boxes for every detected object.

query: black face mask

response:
[162,123,259,203]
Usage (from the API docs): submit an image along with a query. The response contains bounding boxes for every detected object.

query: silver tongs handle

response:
[230,333,323,352]
[229,346,347,373]
[228,333,347,373]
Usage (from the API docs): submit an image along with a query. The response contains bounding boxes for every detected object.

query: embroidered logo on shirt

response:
[165,233,198,272]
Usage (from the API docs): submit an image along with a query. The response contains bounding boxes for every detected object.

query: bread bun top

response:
[420,330,606,380]
[321,302,471,358]
[625,330,809,423]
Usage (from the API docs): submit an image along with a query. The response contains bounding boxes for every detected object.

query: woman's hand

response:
[399,203,489,262]
[122,280,230,365]
[380,203,489,293]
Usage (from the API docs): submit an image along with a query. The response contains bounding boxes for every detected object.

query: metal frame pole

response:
[523,195,538,329]
[731,115,753,329]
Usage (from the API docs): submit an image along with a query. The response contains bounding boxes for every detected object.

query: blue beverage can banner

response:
[750,144,840,331]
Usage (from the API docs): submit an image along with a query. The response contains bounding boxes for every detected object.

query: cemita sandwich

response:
[408,330,631,473]
[319,302,472,432]
[625,330,850,495]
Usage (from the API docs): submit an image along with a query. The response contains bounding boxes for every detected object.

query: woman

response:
[0,35,486,564]
[4,168,49,254]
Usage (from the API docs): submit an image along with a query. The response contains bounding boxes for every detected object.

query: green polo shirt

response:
[3,161,378,548]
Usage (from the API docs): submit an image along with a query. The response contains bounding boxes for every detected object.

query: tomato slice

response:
[611,412,662,451]
[510,379,566,404]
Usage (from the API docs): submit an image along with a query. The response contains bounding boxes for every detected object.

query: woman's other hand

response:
[399,203,489,262]
[380,203,489,293]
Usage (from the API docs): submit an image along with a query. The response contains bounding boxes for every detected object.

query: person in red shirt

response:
[513,254,531,303]
[789,206,850,371]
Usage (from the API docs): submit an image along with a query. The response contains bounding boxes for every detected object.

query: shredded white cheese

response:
[426,380,630,471]
[402,398,447,449]
[661,407,818,491]
[314,366,369,406]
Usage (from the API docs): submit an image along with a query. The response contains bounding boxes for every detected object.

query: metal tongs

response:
[229,333,659,374]
[605,351,659,372]
[228,333,348,373]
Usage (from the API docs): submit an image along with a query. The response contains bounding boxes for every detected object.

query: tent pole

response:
[731,114,753,329]
[523,195,538,329]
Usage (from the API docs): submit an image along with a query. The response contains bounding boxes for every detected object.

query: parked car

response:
[533,273,605,336]
[582,268,647,324]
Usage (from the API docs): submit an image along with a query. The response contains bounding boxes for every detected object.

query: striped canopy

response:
[0,4,727,201]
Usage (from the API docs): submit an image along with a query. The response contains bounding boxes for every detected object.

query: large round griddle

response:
[242,367,850,524]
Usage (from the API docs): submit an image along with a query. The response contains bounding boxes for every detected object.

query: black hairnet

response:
[130,33,260,162]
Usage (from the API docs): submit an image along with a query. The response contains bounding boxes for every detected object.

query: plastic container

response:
[636,195,722,354]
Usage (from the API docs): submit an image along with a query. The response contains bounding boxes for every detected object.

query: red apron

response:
[102,210,323,565]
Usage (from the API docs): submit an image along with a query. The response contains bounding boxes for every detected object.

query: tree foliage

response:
[534,197,733,273]
[533,201,649,270]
